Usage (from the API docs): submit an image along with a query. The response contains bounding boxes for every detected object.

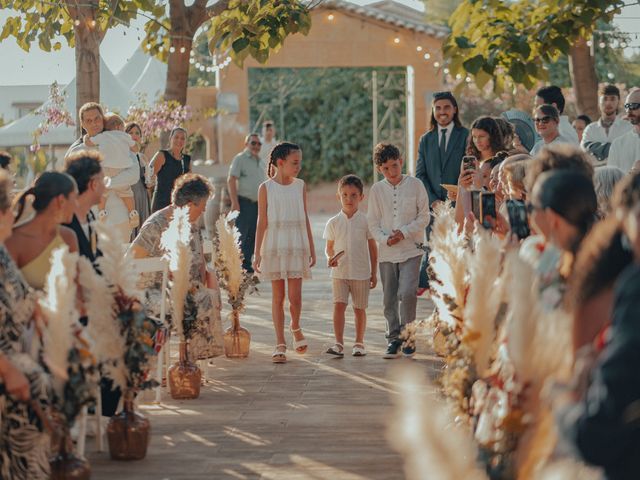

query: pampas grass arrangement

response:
[40,246,80,393]
[214,211,259,358]
[161,206,192,342]
[428,202,467,330]
[40,245,97,424]
[463,226,503,375]
[388,365,487,480]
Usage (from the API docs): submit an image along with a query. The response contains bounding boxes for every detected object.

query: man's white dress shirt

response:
[608,130,640,173]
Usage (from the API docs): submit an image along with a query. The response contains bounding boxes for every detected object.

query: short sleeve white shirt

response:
[323,210,372,280]
[608,130,640,173]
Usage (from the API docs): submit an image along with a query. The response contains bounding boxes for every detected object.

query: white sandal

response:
[352,343,367,357]
[272,344,287,364]
[290,327,308,354]
[326,343,344,356]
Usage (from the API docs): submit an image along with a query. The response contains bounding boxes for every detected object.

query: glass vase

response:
[223,310,251,358]
[49,421,91,480]
[168,341,201,399]
[106,390,151,460]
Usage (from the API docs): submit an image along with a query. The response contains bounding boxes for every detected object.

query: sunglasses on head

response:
[625,102,640,111]
[250,141,262,146]
[534,116,553,124]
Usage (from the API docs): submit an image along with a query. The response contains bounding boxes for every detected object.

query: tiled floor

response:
[89,215,438,479]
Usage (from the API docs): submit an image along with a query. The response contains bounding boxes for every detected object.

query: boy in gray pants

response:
[367,143,430,358]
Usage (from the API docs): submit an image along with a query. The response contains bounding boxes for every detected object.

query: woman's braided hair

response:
[268,142,301,178]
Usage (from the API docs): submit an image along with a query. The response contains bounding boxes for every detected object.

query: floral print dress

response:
[0,246,51,480]
[131,208,224,360]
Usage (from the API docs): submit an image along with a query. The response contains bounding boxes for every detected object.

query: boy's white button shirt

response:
[367,175,430,263]
[323,210,372,280]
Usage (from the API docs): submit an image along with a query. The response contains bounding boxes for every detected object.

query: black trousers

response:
[236,196,259,273]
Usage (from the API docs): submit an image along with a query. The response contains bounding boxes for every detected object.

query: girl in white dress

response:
[253,142,316,363]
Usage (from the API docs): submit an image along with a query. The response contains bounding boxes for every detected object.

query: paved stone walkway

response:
[89,215,437,479]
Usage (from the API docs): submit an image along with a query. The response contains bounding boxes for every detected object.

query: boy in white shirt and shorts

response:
[323,174,378,357]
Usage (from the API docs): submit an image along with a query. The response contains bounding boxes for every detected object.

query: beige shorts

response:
[332,278,370,309]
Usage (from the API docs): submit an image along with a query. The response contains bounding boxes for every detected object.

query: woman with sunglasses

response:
[150,127,191,213]
[528,169,598,312]
[530,104,573,157]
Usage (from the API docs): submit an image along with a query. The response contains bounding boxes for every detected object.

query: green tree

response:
[0,0,163,129]
[444,0,625,118]
[423,0,462,26]
[142,0,313,106]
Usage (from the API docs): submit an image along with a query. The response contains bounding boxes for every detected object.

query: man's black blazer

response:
[415,125,469,205]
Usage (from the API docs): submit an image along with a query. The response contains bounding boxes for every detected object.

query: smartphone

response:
[329,250,345,265]
[462,155,477,172]
[470,190,481,221]
[471,191,496,229]
[506,199,530,240]
[480,192,496,229]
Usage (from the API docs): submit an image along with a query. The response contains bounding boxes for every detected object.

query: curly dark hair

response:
[466,116,504,160]
[64,149,103,195]
[373,143,401,166]
[171,173,213,206]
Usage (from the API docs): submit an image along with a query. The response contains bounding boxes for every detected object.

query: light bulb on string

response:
[444,68,450,74]
[586,40,593,47]
[424,53,431,60]
[607,72,615,79]
[327,13,335,21]
[456,73,462,80]
[465,76,472,83]
[169,46,176,53]
[189,58,195,64]
[599,41,606,48]
[89,19,96,28]
[393,37,400,44]
[74,19,80,26]
[434,61,440,68]
[159,46,164,52]
[180,47,186,54]
[416,46,423,52]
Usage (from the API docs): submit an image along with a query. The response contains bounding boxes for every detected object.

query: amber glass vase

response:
[168,341,201,399]
[49,422,91,480]
[107,390,151,460]
[223,310,251,358]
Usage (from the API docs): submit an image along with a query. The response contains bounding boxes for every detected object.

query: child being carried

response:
[84,112,140,228]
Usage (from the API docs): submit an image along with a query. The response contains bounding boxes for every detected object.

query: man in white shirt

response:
[535,85,579,145]
[581,84,633,164]
[530,105,573,156]
[609,89,640,173]
[367,144,430,359]
[259,120,278,163]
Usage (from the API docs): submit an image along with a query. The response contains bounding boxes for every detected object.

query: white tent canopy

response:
[0,51,167,148]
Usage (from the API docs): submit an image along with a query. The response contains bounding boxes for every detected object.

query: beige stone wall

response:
[216,7,444,172]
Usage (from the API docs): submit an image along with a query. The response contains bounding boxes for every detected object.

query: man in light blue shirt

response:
[227,134,266,272]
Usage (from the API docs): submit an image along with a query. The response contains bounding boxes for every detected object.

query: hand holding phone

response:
[506,199,531,240]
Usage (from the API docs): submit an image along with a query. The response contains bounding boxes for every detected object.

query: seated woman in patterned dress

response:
[0,170,51,479]
[129,173,223,361]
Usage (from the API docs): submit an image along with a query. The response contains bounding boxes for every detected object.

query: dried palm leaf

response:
[463,226,503,374]
[161,206,192,341]
[388,365,488,480]
[40,246,78,394]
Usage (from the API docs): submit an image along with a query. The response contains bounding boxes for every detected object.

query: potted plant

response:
[213,211,259,358]
[78,224,161,460]
[162,206,202,399]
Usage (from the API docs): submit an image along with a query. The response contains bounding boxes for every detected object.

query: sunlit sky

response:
[0,0,637,87]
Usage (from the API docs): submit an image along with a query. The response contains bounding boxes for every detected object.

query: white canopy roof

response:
[0,51,167,148]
